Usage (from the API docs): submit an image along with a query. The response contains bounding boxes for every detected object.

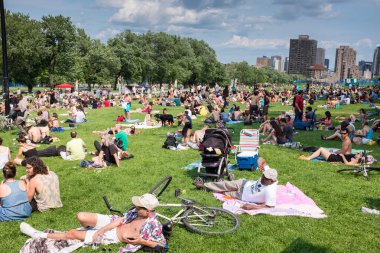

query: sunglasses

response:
[135,206,148,211]
[340,132,348,135]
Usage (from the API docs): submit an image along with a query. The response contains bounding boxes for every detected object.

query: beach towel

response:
[322,148,365,154]
[183,161,237,170]
[213,182,326,218]
[20,229,85,253]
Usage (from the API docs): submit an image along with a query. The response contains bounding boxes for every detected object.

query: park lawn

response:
[0,100,379,253]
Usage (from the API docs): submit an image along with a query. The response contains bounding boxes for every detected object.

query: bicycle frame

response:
[154,203,188,225]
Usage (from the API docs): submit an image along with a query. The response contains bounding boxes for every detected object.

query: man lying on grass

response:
[193,158,278,210]
[20,193,167,252]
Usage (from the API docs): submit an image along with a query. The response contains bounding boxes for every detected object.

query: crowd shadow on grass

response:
[282,238,334,253]
[365,198,380,209]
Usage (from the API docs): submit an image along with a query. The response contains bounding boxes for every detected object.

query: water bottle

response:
[92,234,103,250]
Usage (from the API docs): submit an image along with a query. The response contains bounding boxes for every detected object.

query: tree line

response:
[0,12,304,91]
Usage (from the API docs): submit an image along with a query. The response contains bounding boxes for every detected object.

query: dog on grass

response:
[154,113,174,126]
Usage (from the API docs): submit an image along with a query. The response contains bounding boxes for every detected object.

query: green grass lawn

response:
[0,100,379,253]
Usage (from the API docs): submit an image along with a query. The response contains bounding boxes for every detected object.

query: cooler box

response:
[237,151,258,171]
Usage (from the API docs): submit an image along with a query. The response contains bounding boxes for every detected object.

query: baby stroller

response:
[197,128,234,181]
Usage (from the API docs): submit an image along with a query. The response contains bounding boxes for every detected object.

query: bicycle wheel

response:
[149,176,172,198]
[183,206,240,235]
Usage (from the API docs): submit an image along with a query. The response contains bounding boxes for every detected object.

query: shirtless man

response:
[20,193,167,252]
[27,126,42,144]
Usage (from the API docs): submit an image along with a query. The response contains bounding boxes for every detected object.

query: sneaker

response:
[192,177,206,190]
[20,222,42,238]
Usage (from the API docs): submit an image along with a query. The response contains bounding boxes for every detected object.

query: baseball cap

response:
[263,168,278,181]
[132,193,159,211]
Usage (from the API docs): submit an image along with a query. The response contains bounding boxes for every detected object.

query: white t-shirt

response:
[75,111,86,123]
[241,180,277,206]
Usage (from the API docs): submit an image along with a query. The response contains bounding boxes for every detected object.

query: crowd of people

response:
[0,82,379,252]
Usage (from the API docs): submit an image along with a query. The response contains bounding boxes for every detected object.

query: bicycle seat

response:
[181,198,196,205]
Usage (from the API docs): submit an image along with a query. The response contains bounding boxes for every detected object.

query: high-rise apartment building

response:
[316,48,325,65]
[288,35,317,76]
[334,45,358,81]
[373,46,380,77]
[324,59,330,70]
[256,56,271,68]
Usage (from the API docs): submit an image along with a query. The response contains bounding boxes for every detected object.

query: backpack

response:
[162,136,178,149]
[116,115,125,122]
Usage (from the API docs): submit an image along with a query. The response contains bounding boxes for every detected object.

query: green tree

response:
[83,40,120,90]
[41,15,77,86]
[2,11,45,92]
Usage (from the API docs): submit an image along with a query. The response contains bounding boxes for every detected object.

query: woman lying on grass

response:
[298,148,368,165]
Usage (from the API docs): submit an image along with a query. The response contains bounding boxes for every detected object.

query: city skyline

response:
[7,0,380,66]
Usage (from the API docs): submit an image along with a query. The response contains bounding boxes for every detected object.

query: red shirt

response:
[104,100,110,107]
[295,95,304,110]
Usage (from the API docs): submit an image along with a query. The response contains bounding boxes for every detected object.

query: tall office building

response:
[316,48,326,65]
[359,61,373,77]
[288,35,317,76]
[324,59,330,70]
[373,46,380,77]
[334,45,359,81]
[284,57,289,72]
[256,56,271,68]
[271,56,283,72]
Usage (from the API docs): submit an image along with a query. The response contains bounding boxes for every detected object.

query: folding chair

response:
[234,129,259,171]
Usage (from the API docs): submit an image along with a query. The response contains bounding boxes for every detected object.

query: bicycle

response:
[0,115,14,132]
[337,150,380,180]
[103,176,240,235]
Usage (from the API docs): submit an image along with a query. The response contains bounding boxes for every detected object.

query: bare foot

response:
[298,155,308,160]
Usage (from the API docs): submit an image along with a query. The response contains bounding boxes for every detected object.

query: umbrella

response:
[55,83,74,89]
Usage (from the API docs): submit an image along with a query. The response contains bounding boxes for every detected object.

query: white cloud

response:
[320,38,373,50]
[353,38,373,48]
[223,35,289,49]
[95,27,121,39]
[373,0,380,6]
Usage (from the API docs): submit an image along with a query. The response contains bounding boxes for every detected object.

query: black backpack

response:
[162,136,178,149]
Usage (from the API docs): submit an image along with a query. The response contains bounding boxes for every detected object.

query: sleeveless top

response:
[0,148,9,169]
[0,181,32,221]
[34,171,63,212]
[365,128,374,140]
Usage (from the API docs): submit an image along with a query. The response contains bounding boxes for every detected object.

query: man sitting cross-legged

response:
[20,193,167,252]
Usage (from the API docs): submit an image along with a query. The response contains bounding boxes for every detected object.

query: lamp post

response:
[0,0,10,115]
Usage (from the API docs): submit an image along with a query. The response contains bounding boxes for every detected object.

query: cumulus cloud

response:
[223,35,289,49]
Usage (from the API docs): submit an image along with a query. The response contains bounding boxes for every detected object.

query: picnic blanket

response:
[120,124,161,129]
[125,119,140,123]
[213,182,326,218]
[226,120,243,125]
[183,161,237,170]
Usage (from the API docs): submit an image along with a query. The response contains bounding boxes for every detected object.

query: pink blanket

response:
[213,182,326,218]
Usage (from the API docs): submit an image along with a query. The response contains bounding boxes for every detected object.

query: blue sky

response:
[7,0,380,68]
